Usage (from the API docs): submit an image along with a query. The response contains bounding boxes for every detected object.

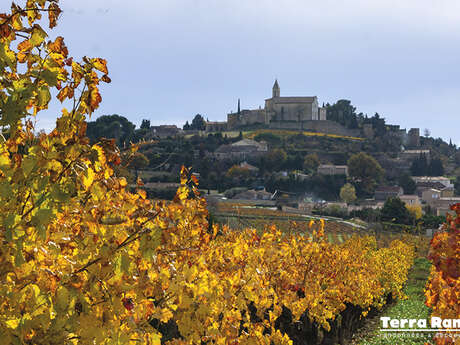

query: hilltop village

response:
[86,81,460,230]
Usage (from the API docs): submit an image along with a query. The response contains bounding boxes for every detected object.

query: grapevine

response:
[425,203,460,345]
[0,2,417,344]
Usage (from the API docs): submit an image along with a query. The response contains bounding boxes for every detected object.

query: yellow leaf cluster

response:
[425,204,460,345]
[0,2,418,344]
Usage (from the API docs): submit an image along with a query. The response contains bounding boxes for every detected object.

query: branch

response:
[0,7,60,28]
[72,211,160,275]
[150,152,173,171]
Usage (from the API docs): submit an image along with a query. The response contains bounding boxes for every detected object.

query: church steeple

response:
[272,79,280,98]
[237,98,241,114]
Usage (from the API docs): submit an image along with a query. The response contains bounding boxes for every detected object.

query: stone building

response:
[147,125,182,139]
[399,195,421,206]
[374,186,403,201]
[227,109,267,129]
[205,121,227,132]
[400,149,430,162]
[203,80,363,137]
[226,80,327,130]
[407,128,421,147]
[317,165,349,176]
[265,80,326,122]
[213,139,268,160]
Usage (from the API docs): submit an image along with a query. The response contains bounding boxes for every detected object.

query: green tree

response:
[347,152,384,196]
[190,114,206,130]
[303,153,320,173]
[410,153,429,176]
[264,149,287,171]
[455,176,460,195]
[454,151,460,166]
[140,119,151,129]
[86,114,136,147]
[381,197,414,225]
[428,158,444,176]
[325,100,360,129]
[398,174,416,194]
[340,183,357,204]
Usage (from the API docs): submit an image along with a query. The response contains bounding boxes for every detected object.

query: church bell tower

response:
[272,79,280,98]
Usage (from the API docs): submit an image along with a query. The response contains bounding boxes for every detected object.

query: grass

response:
[356,258,433,345]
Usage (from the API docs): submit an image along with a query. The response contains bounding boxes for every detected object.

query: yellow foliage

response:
[0,2,416,344]
[406,204,423,220]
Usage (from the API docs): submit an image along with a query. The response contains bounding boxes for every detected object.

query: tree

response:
[129,152,150,180]
[325,100,359,129]
[303,153,320,173]
[381,197,414,225]
[226,165,252,180]
[398,174,416,194]
[340,183,357,204]
[455,176,460,195]
[347,153,384,196]
[86,114,136,147]
[428,158,444,176]
[140,119,151,129]
[264,149,287,171]
[183,120,191,130]
[190,114,206,130]
[410,153,429,176]
[406,204,422,224]
[424,128,431,138]
[454,151,460,166]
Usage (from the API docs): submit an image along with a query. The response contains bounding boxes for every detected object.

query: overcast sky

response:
[28,0,460,144]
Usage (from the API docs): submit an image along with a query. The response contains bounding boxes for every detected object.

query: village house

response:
[421,188,441,206]
[147,125,182,139]
[374,186,403,201]
[317,164,349,176]
[415,181,448,197]
[440,187,455,198]
[432,197,460,216]
[413,176,453,189]
[399,195,421,206]
[214,139,268,160]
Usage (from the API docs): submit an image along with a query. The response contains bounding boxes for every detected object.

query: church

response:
[226,80,326,130]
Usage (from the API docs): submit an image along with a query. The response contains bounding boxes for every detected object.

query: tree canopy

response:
[184,114,206,130]
[381,197,414,225]
[86,114,136,147]
[347,152,384,196]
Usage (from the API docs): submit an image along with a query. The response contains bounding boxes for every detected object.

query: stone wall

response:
[269,120,361,137]
[227,109,266,129]
[408,128,420,147]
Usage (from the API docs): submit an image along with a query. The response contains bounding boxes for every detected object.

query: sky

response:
[23,0,460,144]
